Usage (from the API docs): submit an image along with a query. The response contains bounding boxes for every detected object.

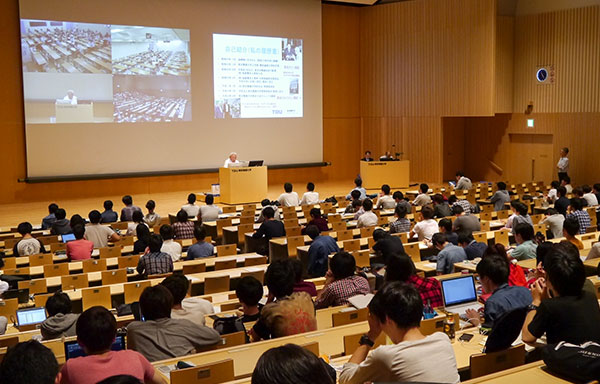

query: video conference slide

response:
[20,19,191,124]
[213,34,303,119]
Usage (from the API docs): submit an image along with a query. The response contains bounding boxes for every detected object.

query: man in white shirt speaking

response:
[223,152,240,168]
[63,90,77,105]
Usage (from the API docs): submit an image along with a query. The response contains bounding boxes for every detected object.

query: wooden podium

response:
[219,166,268,204]
[360,160,410,189]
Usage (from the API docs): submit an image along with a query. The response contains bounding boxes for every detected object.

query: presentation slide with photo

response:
[111,26,190,76]
[213,34,303,119]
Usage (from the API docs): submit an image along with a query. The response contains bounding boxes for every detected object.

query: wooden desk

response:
[463,361,569,383]
[360,160,409,189]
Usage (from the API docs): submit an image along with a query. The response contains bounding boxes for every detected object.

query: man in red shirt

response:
[66,224,93,261]
[385,253,443,308]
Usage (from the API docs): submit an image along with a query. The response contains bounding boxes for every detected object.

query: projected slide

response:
[213,34,303,119]
[20,19,191,124]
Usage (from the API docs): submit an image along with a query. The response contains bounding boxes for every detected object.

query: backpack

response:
[542,341,600,382]
[212,315,246,335]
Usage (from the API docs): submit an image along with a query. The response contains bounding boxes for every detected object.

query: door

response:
[508,134,553,184]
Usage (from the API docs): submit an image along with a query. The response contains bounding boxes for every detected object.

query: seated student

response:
[277,182,300,207]
[85,210,120,248]
[361,150,374,162]
[252,207,286,240]
[432,233,467,275]
[159,225,182,262]
[585,235,600,261]
[389,204,411,234]
[256,199,281,223]
[455,171,472,190]
[432,193,452,218]
[41,203,59,230]
[561,175,573,194]
[66,224,93,261]
[438,218,458,245]
[291,258,317,296]
[554,186,570,216]
[357,199,378,228]
[13,222,46,256]
[540,208,565,239]
[181,193,200,219]
[485,243,527,288]
[523,242,600,345]
[465,254,532,328]
[161,275,213,326]
[303,208,329,233]
[172,210,195,239]
[315,252,371,308]
[490,181,511,211]
[566,197,591,234]
[457,234,487,260]
[563,217,584,249]
[136,235,173,277]
[505,201,533,234]
[253,344,335,384]
[411,183,432,206]
[546,180,560,203]
[186,225,214,259]
[235,276,264,323]
[510,223,538,261]
[448,195,472,214]
[376,184,396,210]
[60,307,163,383]
[305,225,339,278]
[128,285,221,362]
[250,260,317,341]
[126,211,146,237]
[409,206,437,242]
[451,205,481,237]
[120,195,142,222]
[143,200,160,227]
[573,188,589,207]
[594,183,600,205]
[300,182,320,205]
[339,282,459,384]
[345,190,362,214]
[133,224,151,254]
[70,214,86,229]
[51,208,71,235]
[41,292,79,340]
[385,253,443,308]
[582,184,599,206]
[346,177,367,201]
[0,340,60,384]
[379,151,394,161]
[101,200,118,223]
[372,229,405,264]
[198,194,222,222]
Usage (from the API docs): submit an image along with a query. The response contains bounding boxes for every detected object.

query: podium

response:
[55,102,94,123]
[360,160,410,189]
[219,166,268,204]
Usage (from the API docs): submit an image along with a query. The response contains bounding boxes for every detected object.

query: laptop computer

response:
[64,334,126,360]
[440,275,483,319]
[248,160,264,167]
[16,307,46,331]
[61,233,76,243]
[3,288,30,304]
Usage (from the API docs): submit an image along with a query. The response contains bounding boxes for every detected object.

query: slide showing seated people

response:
[111,26,190,76]
[213,34,303,119]
[113,75,191,122]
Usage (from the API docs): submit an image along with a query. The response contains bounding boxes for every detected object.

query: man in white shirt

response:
[357,199,378,228]
[546,180,560,203]
[181,193,200,218]
[277,183,300,207]
[161,275,213,326]
[557,147,569,182]
[63,90,77,105]
[561,176,573,194]
[223,152,240,168]
[582,185,599,207]
[339,282,459,384]
[300,182,320,205]
[455,171,472,190]
[412,184,432,206]
[409,206,438,241]
[199,194,223,222]
[85,210,120,248]
[159,224,182,262]
[376,184,396,210]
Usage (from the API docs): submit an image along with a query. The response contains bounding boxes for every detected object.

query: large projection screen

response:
[19,0,323,179]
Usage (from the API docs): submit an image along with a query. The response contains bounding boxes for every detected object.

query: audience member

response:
[490,182,511,211]
[432,233,467,275]
[554,186,570,216]
[291,258,318,296]
[412,183,432,206]
[41,292,78,340]
[357,199,377,228]
[505,201,533,234]
[51,208,71,235]
[66,224,93,261]
[0,340,60,384]
[546,181,560,204]
[510,223,537,261]
[101,200,118,223]
[385,253,443,307]
[389,204,411,233]
[485,244,527,287]
[438,218,458,245]
[236,276,264,323]
[585,235,600,261]
[457,234,487,260]
[13,221,46,256]
[561,175,573,194]
[346,177,367,200]
[69,214,86,229]
[172,210,195,239]
[393,191,413,213]
[161,274,213,326]
[305,224,339,278]
[452,205,481,237]
[315,252,370,308]
[303,208,329,233]
[540,208,565,239]
[159,224,182,262]
[566,197,591,234]
[136,234,173,276]
[85,210,120,248]
[372,229,405,264]
[42,203,59,230]
[252,207,286,240]
[593,183,600,205]
[409,206,437,242]
[256,199,281,223]
[573,188,589,207]
[582,185,599,206]
[563,217,584,249]
[432,193,452,218]
[455,171,472,190]
[133,223,151,254]
[198,194,222,222]
[448,195,472,214]
[143,200,160,227]
[277,182,300,207]
[345,189,363,214]
[181,193,200,218]
[376,184,395,209]
[300,182,320,205]
[186,225,214,259]
[120,195,142,222]
[125,211,146,237]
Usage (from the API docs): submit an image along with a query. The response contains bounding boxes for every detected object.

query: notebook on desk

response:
[440,275,483,318]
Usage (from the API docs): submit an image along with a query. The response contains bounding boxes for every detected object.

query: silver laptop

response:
[440,275,483,318]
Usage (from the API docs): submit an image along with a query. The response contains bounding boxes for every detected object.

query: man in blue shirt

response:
[306,225,339,278]
[41,203,58,230]
[432,233,467,275]
[466,254,532,328]
[346,177,367,201]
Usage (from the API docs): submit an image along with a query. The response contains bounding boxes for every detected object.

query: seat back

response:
[0,299,19,320]
[342,239,360,252]
[183,263,207,275]
[404,242,421,263]
[114,236,134,247]
[204,275,230,294]
[470,344,526,379]
[18,279,47,295]
[237,224,254,243]
[2,258,16,270]
[216,244,236,257]
[286,226,302,237]
[360,226,375,238]
[353,250,371,268]
[332,307,368,327]
[99,246,121,259]
[240,269,265,284]
[484,307,528,353]
[118,255,140,269]
[337,229,353,241]
[50,242,66,253]
[239,216,254,225]
[28,253,53,267]
[494,230,510,247]
[124,281,151,304]
[216,332,246,350]
[170,359,234,384]
[82,259,107,273]
[331,221,346,232]
[34,293,53,308]
[244,256,267,267]
[472,232,487,244]
[101,269,128,285]
[81,286,112,311]
[221,206,236,214]
[287,236,305,258]
[43,263,69,277]
[216,218,233,237]
[61,274,89,290]
[497,210,511,220]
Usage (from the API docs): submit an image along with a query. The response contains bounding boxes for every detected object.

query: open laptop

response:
[248,160,264,167]
[64,334,126,360]
[440,275,483,319]
[16,307,46,331]
[61,233,76,243]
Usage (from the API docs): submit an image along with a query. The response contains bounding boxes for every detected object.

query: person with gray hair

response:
[63,89,77,105]
[223,152,240,168]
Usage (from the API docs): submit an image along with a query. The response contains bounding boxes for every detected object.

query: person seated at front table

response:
[40,291,79,340]
[100,200,118,223]
[63,89,77,105]
[465,254,532,329]
[389,204,411,234]
[223,152,240,168]
[133,224,151,254]
[161,274,213,326]
[143,200,160,227]
[510,223,538,261]
[250,260,317,341]
[252,207,286,241]
[376,184,396,210]
[338,282,459,384]
[159,224,182,262]
[411,183,431,206]
[136,235,173,277]
[357,199,378,228]
[235,276,264,323]
[451,204,481,237]
[66,224,93,261]
[300,182,320,205]
[432,233,467,275]
[457,234,487,260]
[384,253,443,308]
[186,225,214,259]
[127,285,221,362]
[346,177,367,201]
[85,210,120,248]
[172,210,195,240]
[562,217,584,249]
[315,252,371,309]
[181,193,200,219]
[379,151,394,161]
[50,208,71,235]
[566,197,591,234]
[490,181,511,211]
[305,224,339,278]
[120,195,142,222]
[438,218,458,245]
[361,150,374,162]
[277,182,300,207]
[522,242,600,346]
[409,206,437,242]
[302,208,329,233]
[291,258,318,296]
[13,222,46,256]
[432,193,452,218]
[454,171,472,190]
[256,199,281,223]
[198,194,222,222]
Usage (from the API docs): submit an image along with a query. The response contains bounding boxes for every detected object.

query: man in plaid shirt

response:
[315,252,370,309]
[137,234,173,276]
[567,198,591,234]
[385,254,443,308]
[449,195,472,214]
[172,210,195,239]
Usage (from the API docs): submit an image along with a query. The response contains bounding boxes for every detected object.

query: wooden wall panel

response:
[495,16,514,113]
[442,117,466,181]
[513,6,600,113]
[359,0,496,118]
